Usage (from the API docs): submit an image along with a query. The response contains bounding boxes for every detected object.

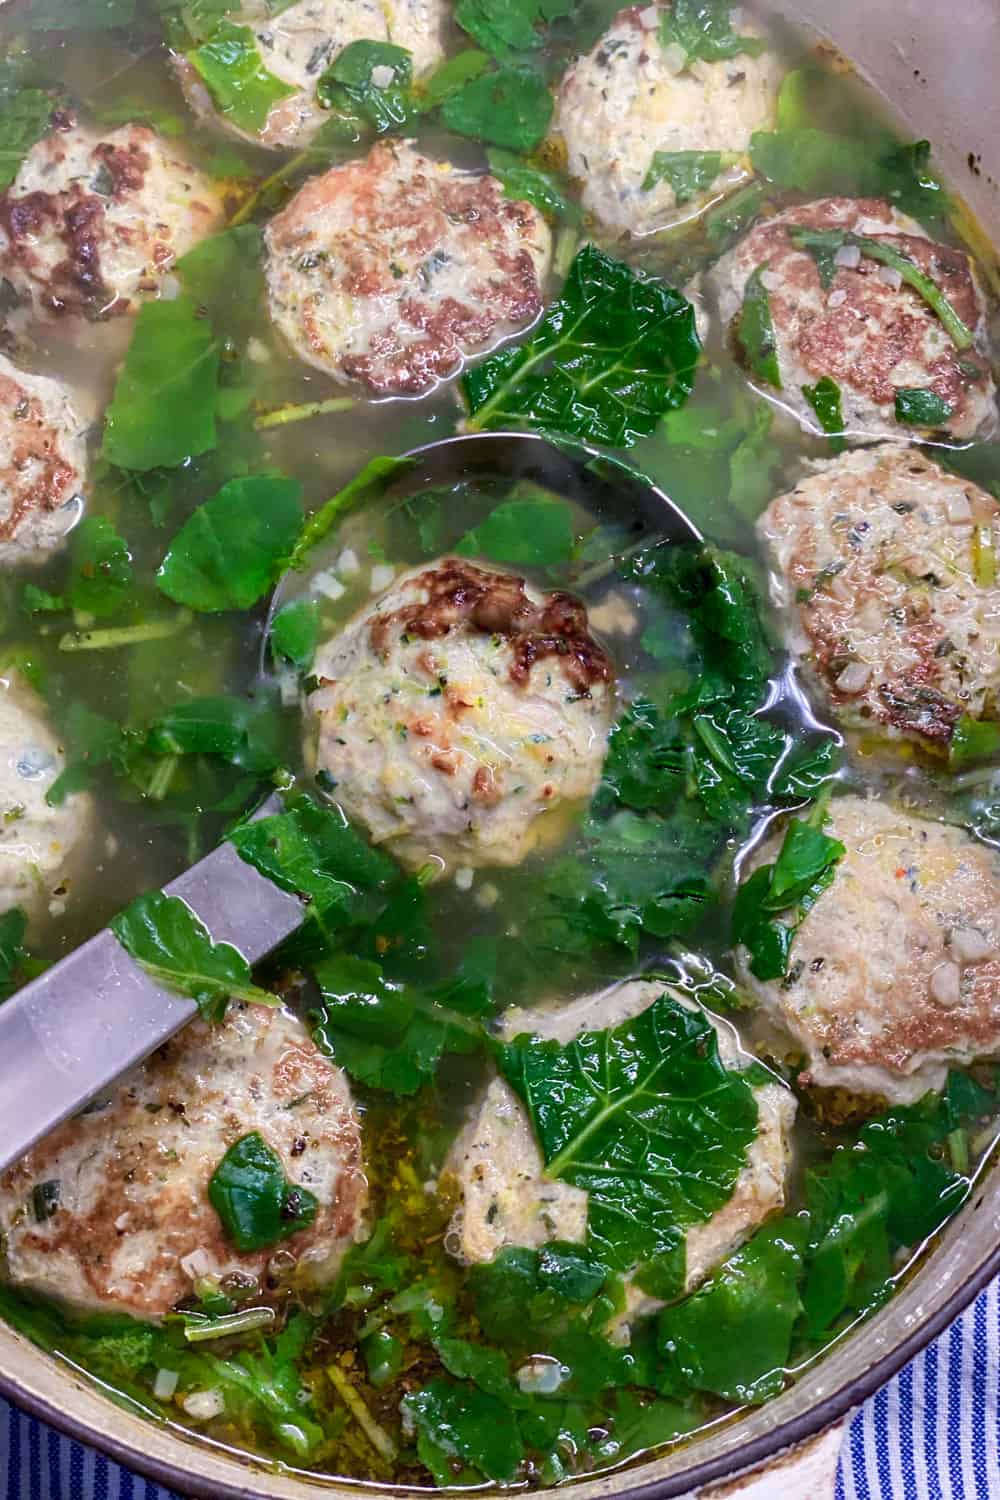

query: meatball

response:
[306,557,614,872]
[0,354,86,565]
[0,671,92,929]
[176,0,449,152]
[442,979,795,1327]
[760,446,1000,753]
[735,796,1000,1104]
[0,1004,367,1319]
[554,5,782,239]
[264,140,552,396]
[0,121,226,322]
[704,197,997,441]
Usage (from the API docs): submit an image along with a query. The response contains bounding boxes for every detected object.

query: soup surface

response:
[0,0,999,1489]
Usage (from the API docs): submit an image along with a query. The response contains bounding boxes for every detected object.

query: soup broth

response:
[1,0,999,1489]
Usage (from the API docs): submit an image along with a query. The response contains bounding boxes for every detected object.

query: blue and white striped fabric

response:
[3,1282,1000,1499]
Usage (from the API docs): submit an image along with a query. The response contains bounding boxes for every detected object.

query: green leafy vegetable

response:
[455,0,573,57]
[463,244,700,446]
[500,992,760,1294]
[486,147,579,222]
[731,812,846,981]
[802,376,846,451]
[802,1072,998,1338]
[657,1220,806,1404]
[289,456,413,569]
[705,181,765,247]
[751,124,947,227]
[0,908,28,1001]
[209,1131,317,1252]
[103,296,220,471]
[228,795,397,960]
[642,149,736,203]
[419,49,491,106]
[894,387,954,427]
[310,949,492,1094]
[188,20,297,135]
[270,598,320,670]
[949,715,1000,768]
[0,79,56,191]
[455,496,575,566]
[68,517,135,618]
[157,476,303,612]
[440,64,553,151]
[660,0,766,62]
[147,694,285,773]
[789,227,975,351]
[111,889,276,1021]
[737,267,782,388]
[317,41,414,134]
[403,1379,524,1483]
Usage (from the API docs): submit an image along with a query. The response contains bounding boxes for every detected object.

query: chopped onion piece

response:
[182,1389,225,1421]
[153,1369,179,1401]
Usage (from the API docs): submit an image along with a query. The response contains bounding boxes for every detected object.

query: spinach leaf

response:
[0,909,27,1001]
[894,387,954,427]
[642,149,735,203]
[419,49,491,106]
[157,475,303,612]
[102,296,220,471]
[310,947,493,1094]
[455,0,573,57]
[270,598,320,670]
[802,1072,998,1338]
[705,181,765,247]
[463,244,700,446]
[209,1131,317,1252]
[770,738,838,799]
[657,1220,806,1404]
[440,64,553,151]
[802,376,846,451]
[147,694,286,773]
[737,267,781,388]
[0,81,56,191]
[456,496,575,566]
[660,0,765,62]
[111,889,276,1021]
[500,992,759,1293]
[46,704,139,804]
[228,795,397,960]
[317,41,414,134]
[731,813,846,981]
[188,20,297,135]
[751,127,947,228]
[949,715,1000,769]
[434,1338,517,1401]
[68,517,135,618]
[470,1244,610,1345]
[403,1379,524,1483]
[789,227,974,351]
[487,147,579,222]
[596,700,686,816]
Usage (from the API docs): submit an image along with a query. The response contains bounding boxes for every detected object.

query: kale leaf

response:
[317,41,414,134]
[463,245,700,446]
[500,991,760,1295]
[111,888,276,1021]
[750,129,948,228]
[209,1131,318,1252]
[102,296,220,471]
[659,0,766,63]
[157,475,303,612]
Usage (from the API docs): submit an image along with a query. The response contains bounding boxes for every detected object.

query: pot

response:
[3,1,999,1495]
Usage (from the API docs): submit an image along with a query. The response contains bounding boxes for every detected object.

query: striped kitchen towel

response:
[3,1281,1000,1500]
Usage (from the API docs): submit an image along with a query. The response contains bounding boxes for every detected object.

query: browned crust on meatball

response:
[0,373,80,541]
[0,1007,366,1319]
[738,197,991,424]
[366,558,614,695]
[266,143,547,395]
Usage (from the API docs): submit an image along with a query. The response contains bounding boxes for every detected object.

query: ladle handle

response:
[0,797,304,1174]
